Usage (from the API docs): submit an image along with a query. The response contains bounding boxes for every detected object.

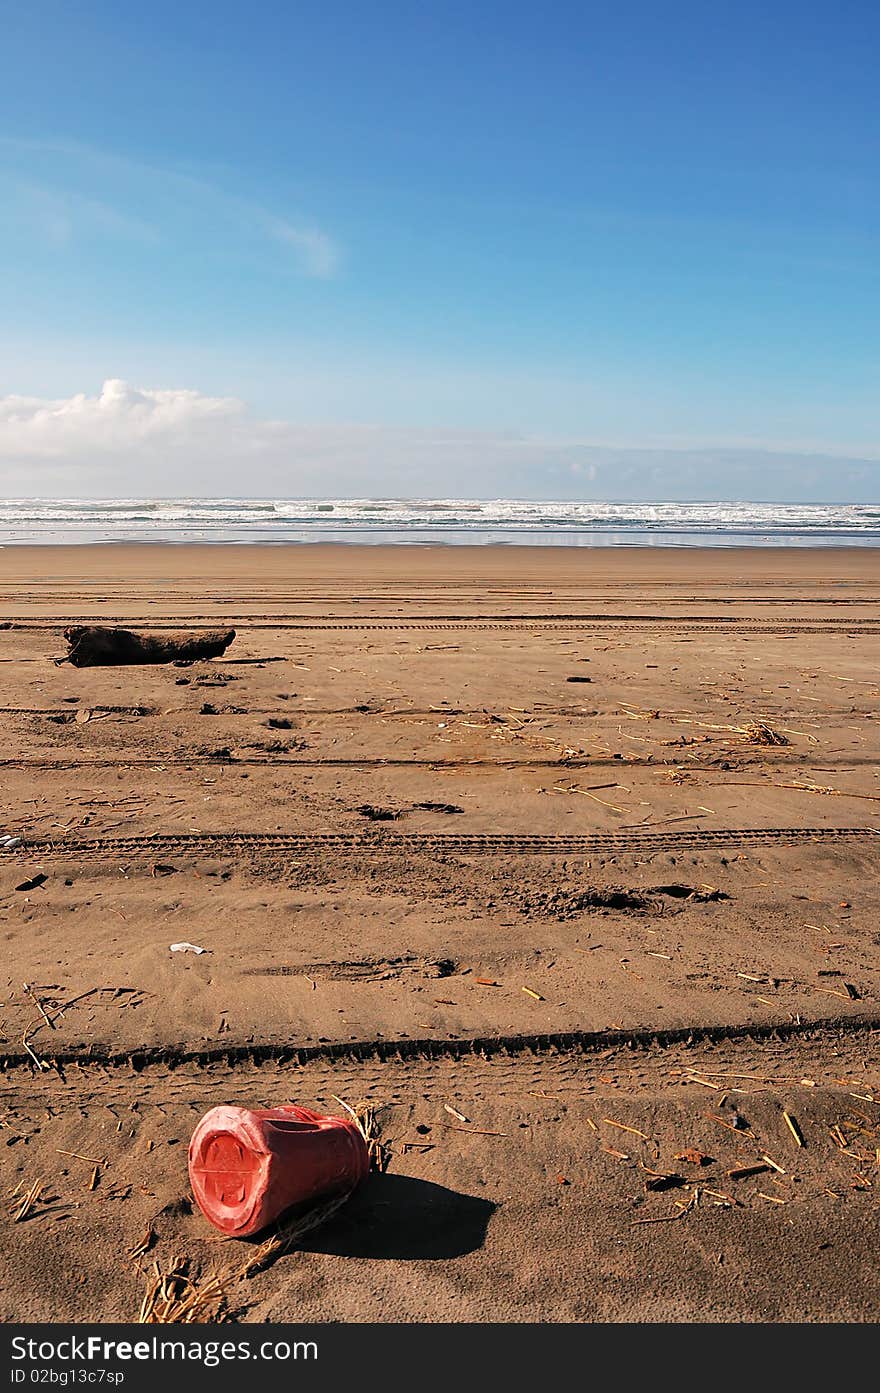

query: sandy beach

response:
[1,542,879,1321]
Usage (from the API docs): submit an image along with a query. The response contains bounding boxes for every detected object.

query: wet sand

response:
[1,544,878,1321]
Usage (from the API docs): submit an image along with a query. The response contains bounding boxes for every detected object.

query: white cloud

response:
[0,380,242,457]
[1,380,878,501]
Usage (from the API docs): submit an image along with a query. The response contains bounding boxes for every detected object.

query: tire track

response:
[2,754,867,772]
[0,755,608,771]
[0,705,154,717]
[4,593,880,607]
[6,825,878,858]
[4,618,880,635]
[1,704,875,721]
[1,1015,876,1107]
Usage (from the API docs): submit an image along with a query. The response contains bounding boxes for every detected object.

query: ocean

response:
[1,498,879,546]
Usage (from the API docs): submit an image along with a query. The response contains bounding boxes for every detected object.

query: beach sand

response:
[1,543,878,1321]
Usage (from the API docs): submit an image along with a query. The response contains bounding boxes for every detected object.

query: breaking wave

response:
[1,498,879,545]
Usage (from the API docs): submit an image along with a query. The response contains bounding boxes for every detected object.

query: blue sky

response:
[1,1,878,497]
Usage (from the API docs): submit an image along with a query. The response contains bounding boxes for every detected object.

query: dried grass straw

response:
[331,1095,390,1172]
[619,704,815,746]
[138,1193,353,1324]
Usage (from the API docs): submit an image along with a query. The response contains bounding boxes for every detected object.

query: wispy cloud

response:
[4,177,160,248]
[267,217,340,278]
[0,136,341,278]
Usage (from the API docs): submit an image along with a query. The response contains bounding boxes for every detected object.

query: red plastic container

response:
[188,1103,369,1237]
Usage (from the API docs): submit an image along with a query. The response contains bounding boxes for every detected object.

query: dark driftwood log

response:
[63,626,236,667]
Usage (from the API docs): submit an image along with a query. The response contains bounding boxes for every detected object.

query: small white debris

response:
[169,941,208,955]
[443,1103,469,1123]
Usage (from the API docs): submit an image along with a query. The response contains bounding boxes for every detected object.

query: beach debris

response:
[55,1148,105,1165]
[442,1123,508,1137]
[618,703,814,744]
[815,980,862,1001]
[437,709,590,760]
[706,1112,754,1139]
[356,804,402,821]
[741,721,789,746]
[235,1191,353,1279]
[23,982,55,1030]
[701,1187,739,1208]
[61,626,236,667]
[12,1180,44,1223]
[139,1257,228,1324]
[602,1119,650,1140]
[15,873,47,892]
[632,1190,699,1225]
[522,986,545,1001]
[170,942,207,955]
[140,1183,353,1322]
[761,1154,786,1174]
[566,675,593,683]
[782,1110,805,1147]
[19,985,131,1073]
[21,1025,51,1072]
[644,1172,686,1191]
[127,1226,156,1261]
[718,778,880,805]
[551,782,627,813]
[413,801,464,814]
[444,1103,470,1123]
[726,1163,771,1180]
[675,1148,713,1166]
[331,1096,390,1171]
[665,767,690,783]
[189,1102,369,1237]
[0,834,22,850]
[74,707,92,724]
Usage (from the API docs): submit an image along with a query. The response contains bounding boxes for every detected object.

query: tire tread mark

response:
[9,825,879,859]
[1,1014,877,1104]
